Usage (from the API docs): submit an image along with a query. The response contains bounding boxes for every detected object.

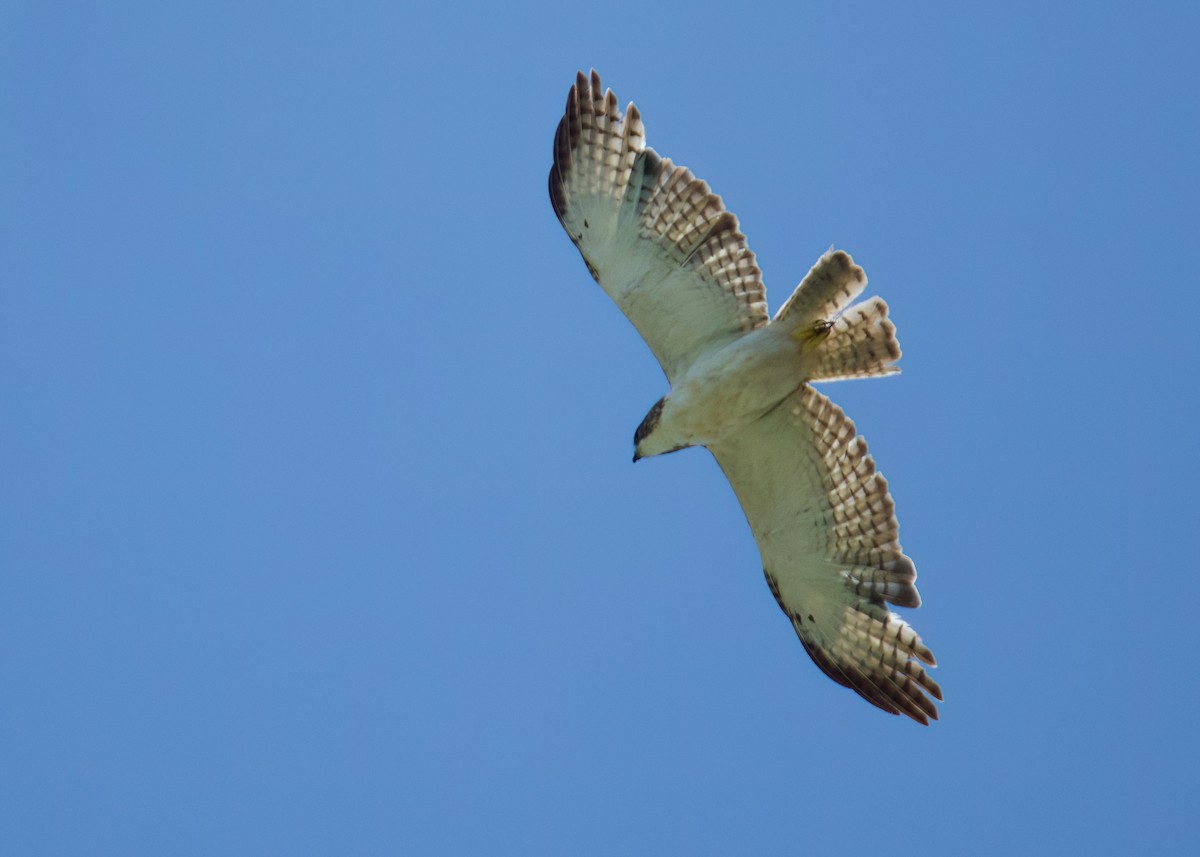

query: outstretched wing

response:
[549,70,768,383]
[709,385,942,724]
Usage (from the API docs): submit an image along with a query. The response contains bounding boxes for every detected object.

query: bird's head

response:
[632,396,688,462]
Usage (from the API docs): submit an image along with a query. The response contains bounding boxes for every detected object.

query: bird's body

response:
[549,71,942,724]
[635,317,825,458]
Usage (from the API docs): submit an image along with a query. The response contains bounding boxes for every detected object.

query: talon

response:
[791,319,835,350]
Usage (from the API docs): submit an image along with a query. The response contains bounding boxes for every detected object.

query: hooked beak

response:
[632,450,642,463]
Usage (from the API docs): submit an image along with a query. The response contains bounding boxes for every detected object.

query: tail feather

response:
[775,248,866,325]
[806,296,902,382]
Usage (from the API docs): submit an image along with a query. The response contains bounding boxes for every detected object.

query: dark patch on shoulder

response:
[763,568,787,615]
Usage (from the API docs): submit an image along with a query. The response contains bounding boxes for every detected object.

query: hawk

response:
[549,71,941,724]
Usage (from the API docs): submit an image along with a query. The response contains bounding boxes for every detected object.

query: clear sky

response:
[3,1,1197,854]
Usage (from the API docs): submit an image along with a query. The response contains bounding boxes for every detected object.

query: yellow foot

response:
[791,319,834,352]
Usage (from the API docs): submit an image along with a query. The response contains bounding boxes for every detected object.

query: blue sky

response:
[3,1,1198,854]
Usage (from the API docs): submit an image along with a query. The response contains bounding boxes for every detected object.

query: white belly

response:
[659,326,803,447]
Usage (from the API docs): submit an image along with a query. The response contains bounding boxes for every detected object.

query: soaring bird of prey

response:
[548,71,941,724]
